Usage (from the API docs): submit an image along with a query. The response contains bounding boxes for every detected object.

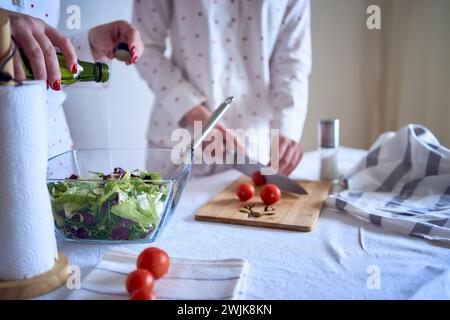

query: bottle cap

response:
[319,119,339,148]
[114,42,131,62]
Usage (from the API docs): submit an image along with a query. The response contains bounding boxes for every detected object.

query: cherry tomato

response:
[252,171,266,186]
[260,184,281,205]
[137,247,170,280]
[126,269,155,294]
[130,289,157,300]
[236,183,255,201]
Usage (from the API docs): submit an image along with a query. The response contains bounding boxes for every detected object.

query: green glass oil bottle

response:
[20,49,110,84]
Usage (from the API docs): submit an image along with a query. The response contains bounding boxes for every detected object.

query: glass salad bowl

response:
[47,148,192,244]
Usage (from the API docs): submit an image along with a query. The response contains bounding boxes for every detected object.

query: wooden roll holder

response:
[0,9,14,86]
[0,254,71,300]
[0,10,71,300]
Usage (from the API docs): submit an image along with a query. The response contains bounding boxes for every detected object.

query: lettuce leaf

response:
[110,195,159,225]
[48,169,165,240]
[139,171,162,181]
[52,188,97,215]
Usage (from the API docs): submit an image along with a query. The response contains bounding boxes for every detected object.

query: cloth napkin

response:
[68,247,249,300]
[328,124,450,244]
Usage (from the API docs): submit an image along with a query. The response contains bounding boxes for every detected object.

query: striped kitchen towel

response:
[327,124,450,244]
[68,247,249,300]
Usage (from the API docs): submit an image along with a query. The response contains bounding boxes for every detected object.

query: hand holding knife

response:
[168,95,308,195]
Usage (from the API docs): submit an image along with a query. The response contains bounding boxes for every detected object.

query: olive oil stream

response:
[107,76,113,175]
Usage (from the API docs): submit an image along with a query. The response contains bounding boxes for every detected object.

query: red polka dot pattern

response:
[133,0,311,148]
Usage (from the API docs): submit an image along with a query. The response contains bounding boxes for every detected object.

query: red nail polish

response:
[133,56,138,63]
[131,46,136,54]
[72,64,78,74]
[52,80,61,91]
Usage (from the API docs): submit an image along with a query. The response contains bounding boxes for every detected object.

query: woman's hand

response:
[271,135,304,176]
[181,105,245,159]
[9,10,78,90]
[88,20,144,65]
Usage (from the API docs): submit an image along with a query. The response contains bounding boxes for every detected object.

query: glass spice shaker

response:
[318,119,340,182]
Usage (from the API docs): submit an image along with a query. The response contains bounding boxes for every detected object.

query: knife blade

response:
[233,155,308,195]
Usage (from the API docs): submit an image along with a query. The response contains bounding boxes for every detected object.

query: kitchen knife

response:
[233,155,308,195]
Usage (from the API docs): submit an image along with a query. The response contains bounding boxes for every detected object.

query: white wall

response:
[305,0,380,151]
[376,0,450,147]
[59,0,380,152]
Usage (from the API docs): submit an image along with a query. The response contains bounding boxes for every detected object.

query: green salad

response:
[48,168,168,241]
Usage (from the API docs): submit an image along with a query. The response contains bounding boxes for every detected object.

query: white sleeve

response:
[70,30,96,63]
[269,0,312,142]
[132,0,206,125]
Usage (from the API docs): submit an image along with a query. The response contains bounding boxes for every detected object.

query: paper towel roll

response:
[0,81,58,280]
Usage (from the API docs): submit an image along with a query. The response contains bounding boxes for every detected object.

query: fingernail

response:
[72,64,78,74]
[131,46,136,54]
[52,80,61,91]
[133,56,138,64]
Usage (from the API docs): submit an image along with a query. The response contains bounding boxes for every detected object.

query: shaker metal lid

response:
[319,119,339,148]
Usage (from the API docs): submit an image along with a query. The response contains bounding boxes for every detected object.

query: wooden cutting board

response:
[195,178,332,232]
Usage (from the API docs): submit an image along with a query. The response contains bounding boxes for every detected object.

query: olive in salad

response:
[48,168,168,241]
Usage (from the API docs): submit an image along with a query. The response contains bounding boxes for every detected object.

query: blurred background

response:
[59,0,450,152]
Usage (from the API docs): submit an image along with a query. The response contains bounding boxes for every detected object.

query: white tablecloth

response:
[42,148,450,300]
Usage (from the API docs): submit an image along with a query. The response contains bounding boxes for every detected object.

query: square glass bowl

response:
[47,148,192,244]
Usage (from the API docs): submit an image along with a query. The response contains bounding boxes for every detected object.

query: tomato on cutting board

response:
[137,247,170,280]
[130,289,157,300]
[126,269,155,294]
[260,184,282,205]
[252,171,266,186]
[236,183,255,201]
